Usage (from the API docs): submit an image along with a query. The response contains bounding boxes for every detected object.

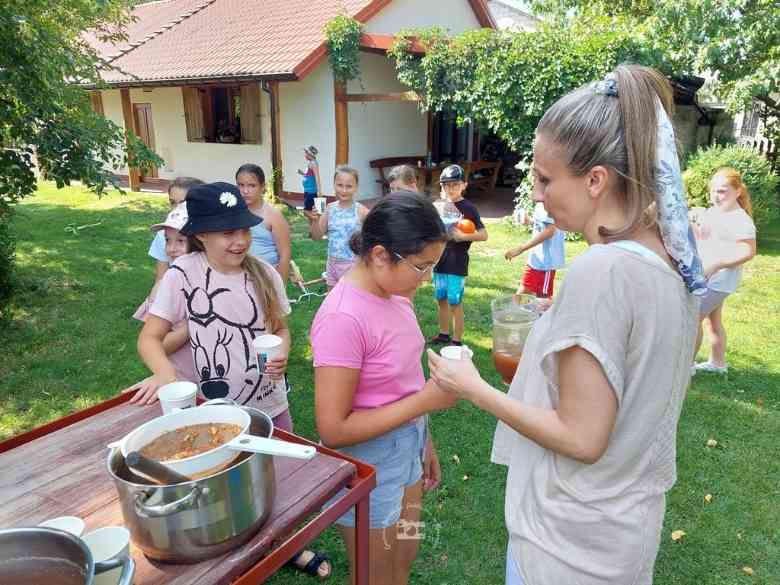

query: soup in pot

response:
[0,558,86,585]
[140,423,243,461]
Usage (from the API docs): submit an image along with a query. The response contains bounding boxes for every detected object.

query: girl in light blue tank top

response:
[327,201,360,260]
[250,220,280,265]
[308,166,368,288]
[236,164,292,282]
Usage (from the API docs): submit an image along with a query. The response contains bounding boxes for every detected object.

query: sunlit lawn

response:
[2,183,778,583]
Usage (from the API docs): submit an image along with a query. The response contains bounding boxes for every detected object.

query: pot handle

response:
[226,435,317,460]
[94,557,135,585]
[134,486,203,518]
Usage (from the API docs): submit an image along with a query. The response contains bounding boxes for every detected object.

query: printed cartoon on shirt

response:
[173,264,279,404]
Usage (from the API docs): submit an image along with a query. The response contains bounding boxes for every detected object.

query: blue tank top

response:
[327,202,361,260]
[250,219,280,266]
[302,167,317,194]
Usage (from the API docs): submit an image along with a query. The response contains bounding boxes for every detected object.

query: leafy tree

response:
[389,24,650,153]
[0,0,161,313]
[531,0,780,141]
[0,0,162,216]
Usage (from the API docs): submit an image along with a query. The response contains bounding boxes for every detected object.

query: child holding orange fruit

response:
[429,164,488,346]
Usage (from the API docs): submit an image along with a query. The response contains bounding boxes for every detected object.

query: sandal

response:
[289,550,332,579]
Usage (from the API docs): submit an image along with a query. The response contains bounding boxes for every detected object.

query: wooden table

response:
[0,393,376,584]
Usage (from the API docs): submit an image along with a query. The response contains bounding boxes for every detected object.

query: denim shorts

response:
[326,417,427,529]
[433,272,466,305]
[699,288,730,316]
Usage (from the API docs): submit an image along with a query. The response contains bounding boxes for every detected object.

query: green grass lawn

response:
[2,182,779,583]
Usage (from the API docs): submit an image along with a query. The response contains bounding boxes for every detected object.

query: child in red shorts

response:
[505,202,565,298]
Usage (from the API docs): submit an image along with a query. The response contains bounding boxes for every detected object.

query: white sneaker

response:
[693,361,728,374]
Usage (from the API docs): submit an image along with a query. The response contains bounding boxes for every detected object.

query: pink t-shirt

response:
[149,252,291,417]
[133,296,196,383]
[310,278,425,409]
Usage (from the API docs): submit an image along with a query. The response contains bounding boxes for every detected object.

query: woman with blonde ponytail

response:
[426,65,704,584]
[693,167,756,373]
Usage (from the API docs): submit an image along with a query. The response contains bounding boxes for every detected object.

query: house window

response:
[182,83,262,144]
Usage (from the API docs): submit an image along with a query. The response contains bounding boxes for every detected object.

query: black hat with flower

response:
[180,182,262,235]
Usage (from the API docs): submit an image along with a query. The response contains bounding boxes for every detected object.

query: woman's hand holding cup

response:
[426,348,484,401]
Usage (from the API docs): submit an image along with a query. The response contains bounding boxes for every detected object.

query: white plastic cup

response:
[82,526,130,585]
[38,516,85,536]
[314,197,326,214]
[440,345,474,360]
[252,334,283,373]
[158,381,197,415]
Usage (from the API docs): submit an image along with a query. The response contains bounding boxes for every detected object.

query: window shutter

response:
[182,87,205,142]
[89,91,104,116]
[240,83,262,144]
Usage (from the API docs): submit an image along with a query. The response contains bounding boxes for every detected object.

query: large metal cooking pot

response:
[107,406,277,563]
[0,527,134,585]
[118,404,315,480]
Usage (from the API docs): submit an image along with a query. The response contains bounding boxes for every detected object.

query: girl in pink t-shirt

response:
[311,193,457,585]
[133,182,292,427]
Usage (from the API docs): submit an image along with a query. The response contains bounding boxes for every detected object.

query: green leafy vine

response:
[324,14,363,84]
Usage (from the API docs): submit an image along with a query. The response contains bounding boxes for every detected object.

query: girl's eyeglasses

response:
[393,252,435,276]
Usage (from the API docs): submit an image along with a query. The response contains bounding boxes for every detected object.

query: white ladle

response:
[226,435,316,459]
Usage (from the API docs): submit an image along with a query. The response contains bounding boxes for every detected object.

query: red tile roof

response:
[90,0,494,86]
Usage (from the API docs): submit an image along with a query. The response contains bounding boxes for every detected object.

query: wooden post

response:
[268,81,283,197]
[334,80,349,165]
[120,88,141,191]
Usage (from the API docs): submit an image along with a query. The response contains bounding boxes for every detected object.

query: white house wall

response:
[278,64,336,196]
[101,90,130,175]
[364,0,481,34]
[100,86,273,184]
[346,53,428,198]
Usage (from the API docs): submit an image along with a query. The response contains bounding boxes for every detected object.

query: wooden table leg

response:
[354,495,370,585]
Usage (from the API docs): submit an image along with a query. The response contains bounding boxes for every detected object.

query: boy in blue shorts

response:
[429,165,488,346]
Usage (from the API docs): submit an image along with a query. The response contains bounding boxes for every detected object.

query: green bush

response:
[0,214,16,317]
[683,145,779,230]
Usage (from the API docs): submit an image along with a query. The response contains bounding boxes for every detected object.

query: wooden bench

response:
[462,160,502,192]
